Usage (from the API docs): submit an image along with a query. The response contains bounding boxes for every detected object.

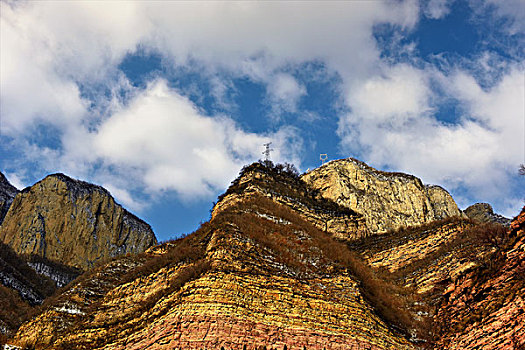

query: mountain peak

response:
[0,171,19,224]
[302,157,463,233]
[0,174,157,270]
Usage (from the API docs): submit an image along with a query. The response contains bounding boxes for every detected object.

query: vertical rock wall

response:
[0,174,157,270]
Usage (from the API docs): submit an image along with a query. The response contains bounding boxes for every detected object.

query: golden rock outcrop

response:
[302,158,463,233]
[0,173,157,270]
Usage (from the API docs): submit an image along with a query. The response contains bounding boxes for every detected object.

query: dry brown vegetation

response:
[215,194,419,338]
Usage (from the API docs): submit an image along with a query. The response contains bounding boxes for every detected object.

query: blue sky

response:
[1,0,524,241]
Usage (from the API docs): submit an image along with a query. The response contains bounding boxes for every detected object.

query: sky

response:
[1,0,524,241]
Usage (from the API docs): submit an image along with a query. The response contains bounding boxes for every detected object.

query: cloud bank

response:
[1,0,523,219]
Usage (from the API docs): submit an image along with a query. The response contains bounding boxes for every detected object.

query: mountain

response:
[0,173,18,225]
[302,158,463,233]
[9,163,417,349]
[0,173,157,270]
[464,202,511,226]
[3,159,523,349]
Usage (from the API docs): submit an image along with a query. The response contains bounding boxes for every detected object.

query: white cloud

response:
[339,65,524,214]
[266,73,307,116]
[88,80,302,199]
[424,0,453,19]
[1,0,419,206]
[347,64,431,124]
[482,0,525,35]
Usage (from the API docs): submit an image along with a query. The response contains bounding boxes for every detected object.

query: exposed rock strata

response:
[0,173,157,270]
[433,208,525,349]
[302,158,463,233]
[464,202,511,226]
[0,172,18,225]
[11,179,413,349]
[213,162,368,240]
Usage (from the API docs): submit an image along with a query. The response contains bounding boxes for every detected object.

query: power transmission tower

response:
[262,142,274,161]
[320,154,328,165]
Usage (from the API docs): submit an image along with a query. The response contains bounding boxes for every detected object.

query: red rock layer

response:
[434,207,525,349]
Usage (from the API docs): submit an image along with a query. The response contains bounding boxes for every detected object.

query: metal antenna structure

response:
[320,153,328,165]
[262,142,274,161]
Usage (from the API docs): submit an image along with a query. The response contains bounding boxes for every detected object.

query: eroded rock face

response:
[0,173,157,270]
[464,202,511,226]
[434,208,525,349]
[212,162,368,240]
[10,182,413,350]
[302,158,463,233]
[0,172,18,225]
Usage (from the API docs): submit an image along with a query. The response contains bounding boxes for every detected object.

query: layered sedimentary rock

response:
[302,158,463,233]
[433,208,525,350]
[0,173,157,270]
[11,167,413,350]
[0,172,18,225]
[213,162,368,240]
[464,202,511,226]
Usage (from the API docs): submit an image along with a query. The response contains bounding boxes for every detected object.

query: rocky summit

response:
[0,173,157,270]
[1,159,523,350]
[302,158,463,233]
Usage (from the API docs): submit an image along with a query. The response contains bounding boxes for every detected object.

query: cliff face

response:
[302,158,463,233]
[433,208,525,350]
[0,172,18,225]
[464,202,511,226]
[4,161,522,349]
[0,173,157,270]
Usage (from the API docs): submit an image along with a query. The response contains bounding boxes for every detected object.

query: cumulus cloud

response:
[3,0,521,220]
[266,73,307,117]
[423,0,453,19]
[68,80,302,203]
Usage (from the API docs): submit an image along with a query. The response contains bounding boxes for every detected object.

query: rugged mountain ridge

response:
[9,163,416,349]
[0,173,158,270]
[302,158,463,233]
[3,160,522,349]
[212,162,368,240]
[464,202,511,226]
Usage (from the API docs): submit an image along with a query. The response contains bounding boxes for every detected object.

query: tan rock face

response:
[302,158,462,233]
[434,208,525,350]
[11,187,414,350]
[0,173,157,270]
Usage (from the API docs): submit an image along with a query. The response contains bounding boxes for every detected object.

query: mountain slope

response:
[11,164,415,349]
[302,158,463,233]
[4,161,523,349]
[0,173,157,270]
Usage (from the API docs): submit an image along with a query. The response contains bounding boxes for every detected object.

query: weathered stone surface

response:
[4,161,523,349]
[0,172,18,225]
[464,202,511,226]
[432,208,525,349]
[302,158,463,233]
[213,162,368,240]
[0,173,157,270]
[10,180,413,349]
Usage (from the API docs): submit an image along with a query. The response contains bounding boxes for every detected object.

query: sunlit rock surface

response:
[302,158,463,233]
[0,173,157,270]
